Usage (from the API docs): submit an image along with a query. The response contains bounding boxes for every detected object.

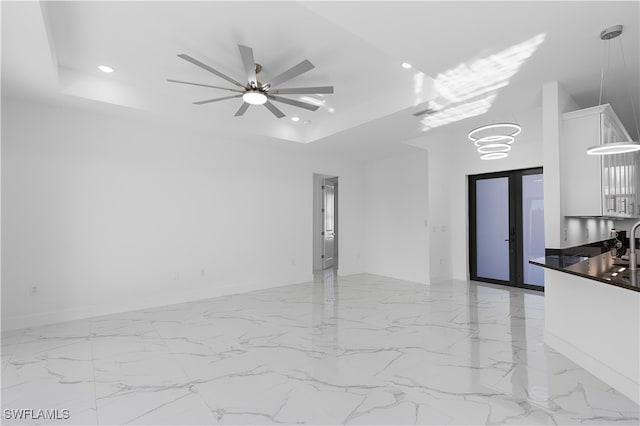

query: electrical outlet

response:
[200,269,206,277]
[29,286,38,296]
[174,272,180,280]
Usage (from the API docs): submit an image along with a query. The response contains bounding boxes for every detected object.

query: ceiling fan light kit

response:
[468,122,522,160]
[586,25,640,155]
[168,44,334,119]
[242,90,267,105]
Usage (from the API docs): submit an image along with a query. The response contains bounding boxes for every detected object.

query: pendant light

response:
[586,25,640,156]
[468,122,522,160]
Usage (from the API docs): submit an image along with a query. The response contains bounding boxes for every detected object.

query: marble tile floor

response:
[1,272,638,425]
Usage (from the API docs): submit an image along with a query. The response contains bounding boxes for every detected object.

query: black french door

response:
[469,168,544,290]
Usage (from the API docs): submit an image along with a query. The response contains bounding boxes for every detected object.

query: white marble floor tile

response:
[1,329,24,375]
[1,274,638,425]
[2,337,96,426]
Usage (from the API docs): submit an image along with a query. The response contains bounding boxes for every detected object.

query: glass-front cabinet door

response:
[601,112,640,217]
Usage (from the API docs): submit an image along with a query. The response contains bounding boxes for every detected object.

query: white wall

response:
[543,82,575,248]
[1,98,365,330]
[362,150,429,284]
[426,137,452,281]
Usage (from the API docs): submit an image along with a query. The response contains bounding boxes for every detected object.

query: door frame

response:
[313,174,338,272]
[322,178,337,269]
[468,167,544,291]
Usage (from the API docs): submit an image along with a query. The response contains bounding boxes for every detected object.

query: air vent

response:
[413,108,437,117]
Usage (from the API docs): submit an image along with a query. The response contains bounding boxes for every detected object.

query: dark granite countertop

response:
[530,252,640,292]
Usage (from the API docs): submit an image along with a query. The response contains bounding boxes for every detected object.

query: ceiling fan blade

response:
[167,79,243,92]
[271,86,334,95]
[193,94,242,105]
[268,95,320,111]
[263,101,285,118]
[268,60,314,87]
[177,54,244,88]
[234,102,250,116]
[238,45,257,85]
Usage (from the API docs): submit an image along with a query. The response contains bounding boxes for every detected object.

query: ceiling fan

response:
[168,44,334,118]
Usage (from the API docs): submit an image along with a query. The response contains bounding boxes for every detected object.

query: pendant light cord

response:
[599,38,606,105]
[606,37,611,105]
[617,36,640,139]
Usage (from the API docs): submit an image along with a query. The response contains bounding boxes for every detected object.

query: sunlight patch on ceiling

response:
[298,95,326,107]
[420,94,496,130]
[297,94,335,114]
[418,33,546,131]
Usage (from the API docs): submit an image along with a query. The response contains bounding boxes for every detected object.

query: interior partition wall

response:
[469,167,544,290]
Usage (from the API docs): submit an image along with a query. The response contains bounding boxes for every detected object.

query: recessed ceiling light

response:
[291,116,300,122]
[304,120,311,125]
[401,62,412,69]
[327,108,335,113]
[98,65,114,73]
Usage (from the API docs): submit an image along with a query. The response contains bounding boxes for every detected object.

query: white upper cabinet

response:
[561,104,639,218]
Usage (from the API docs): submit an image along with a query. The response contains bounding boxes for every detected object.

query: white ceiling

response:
[2,1,639,161]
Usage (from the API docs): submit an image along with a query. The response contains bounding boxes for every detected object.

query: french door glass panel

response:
[522,174,545,286]
[476,177,510,281]
[470,168,544,289]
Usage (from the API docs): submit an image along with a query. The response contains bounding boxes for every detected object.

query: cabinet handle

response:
[608,196,617,212]
[621,198,628,214]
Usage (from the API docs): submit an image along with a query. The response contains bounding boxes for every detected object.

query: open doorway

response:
[313,174,338,272]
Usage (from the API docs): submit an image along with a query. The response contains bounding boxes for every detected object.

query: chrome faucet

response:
[630,220,640,271]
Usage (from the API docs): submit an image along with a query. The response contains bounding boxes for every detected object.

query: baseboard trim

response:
[545,329,639,405]
[1,275,315,332]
